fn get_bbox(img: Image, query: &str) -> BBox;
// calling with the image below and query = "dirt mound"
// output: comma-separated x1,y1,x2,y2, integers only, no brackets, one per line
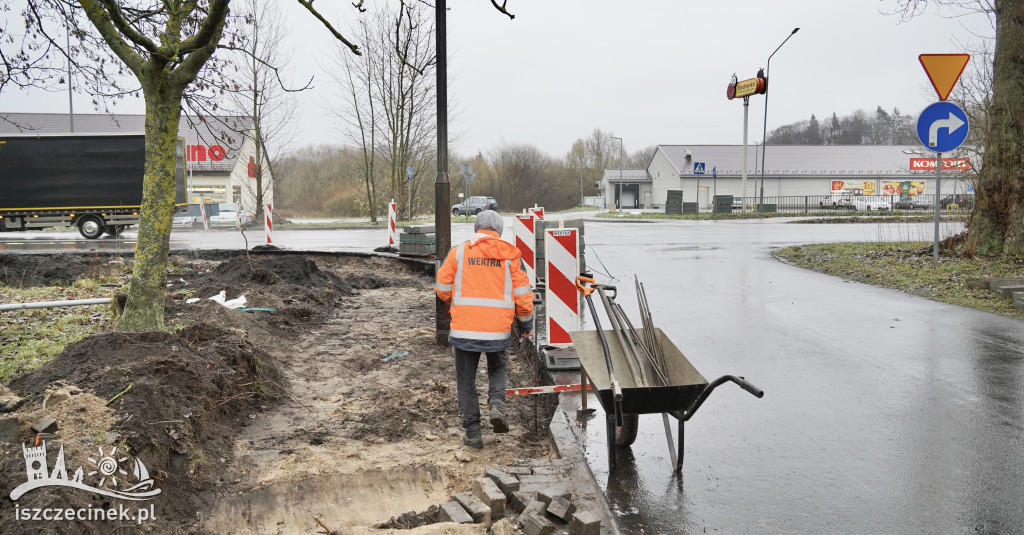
2,315,282,534
208,256,353,294
0,253,126,287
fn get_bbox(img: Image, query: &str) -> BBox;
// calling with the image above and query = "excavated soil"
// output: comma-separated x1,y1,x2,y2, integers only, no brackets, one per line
0,252,557,534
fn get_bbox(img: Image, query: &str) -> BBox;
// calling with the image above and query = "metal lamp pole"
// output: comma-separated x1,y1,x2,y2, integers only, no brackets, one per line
611,136,623,209
434,0,451,346
759,27,799,209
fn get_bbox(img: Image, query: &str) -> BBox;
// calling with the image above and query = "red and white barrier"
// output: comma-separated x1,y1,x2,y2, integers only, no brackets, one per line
386,200,398,246
530,205,545,220
199,203,209,232
513,213,537,286
506,382,592,397
264,203,273,244
544,226,580,347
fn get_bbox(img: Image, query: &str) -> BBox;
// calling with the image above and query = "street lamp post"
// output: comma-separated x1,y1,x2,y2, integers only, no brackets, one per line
611,136,623,209
759,27,799,209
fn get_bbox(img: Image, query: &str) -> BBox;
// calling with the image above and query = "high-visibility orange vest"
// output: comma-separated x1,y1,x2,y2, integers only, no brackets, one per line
435,230,534,342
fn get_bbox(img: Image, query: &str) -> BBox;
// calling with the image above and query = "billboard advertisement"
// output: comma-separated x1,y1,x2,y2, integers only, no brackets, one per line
831,180,877,195
881,180,926,200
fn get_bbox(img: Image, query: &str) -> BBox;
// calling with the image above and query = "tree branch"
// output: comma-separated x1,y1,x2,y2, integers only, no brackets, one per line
490,0,515,19
97,0,161,55
297,0,362,55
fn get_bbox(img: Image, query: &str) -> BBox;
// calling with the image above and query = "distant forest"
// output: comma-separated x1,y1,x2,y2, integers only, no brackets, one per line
767,107,918,145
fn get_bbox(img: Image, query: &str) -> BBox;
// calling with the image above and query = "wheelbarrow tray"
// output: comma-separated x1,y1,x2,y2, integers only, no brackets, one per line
570,327,708,415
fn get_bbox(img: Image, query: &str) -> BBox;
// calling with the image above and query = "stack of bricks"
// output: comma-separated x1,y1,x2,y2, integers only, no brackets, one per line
437,465,602,535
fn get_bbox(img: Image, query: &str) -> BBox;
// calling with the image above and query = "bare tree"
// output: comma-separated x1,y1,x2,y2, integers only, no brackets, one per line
329,3,437,222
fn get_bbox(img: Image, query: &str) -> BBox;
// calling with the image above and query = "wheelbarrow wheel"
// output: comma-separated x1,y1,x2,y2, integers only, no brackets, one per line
614,413,639,447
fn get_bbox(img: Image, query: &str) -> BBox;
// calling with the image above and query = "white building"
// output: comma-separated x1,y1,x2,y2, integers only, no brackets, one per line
602,144,973,209
0,112,272,216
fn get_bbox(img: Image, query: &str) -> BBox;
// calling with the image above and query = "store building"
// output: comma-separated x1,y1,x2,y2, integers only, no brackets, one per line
0,112,272,216
602,144,974,210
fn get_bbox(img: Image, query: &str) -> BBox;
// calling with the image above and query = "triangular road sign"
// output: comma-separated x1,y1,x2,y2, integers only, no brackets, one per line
919,54,970,101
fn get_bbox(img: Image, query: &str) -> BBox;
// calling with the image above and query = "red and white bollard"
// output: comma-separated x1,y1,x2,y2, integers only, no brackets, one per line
513,212,537,286
199,203,209,232
264,203,273,245
544,224,580,347
387,200,398,247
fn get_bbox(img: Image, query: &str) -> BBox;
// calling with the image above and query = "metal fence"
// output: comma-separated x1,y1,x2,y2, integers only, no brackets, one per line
722,194,975,215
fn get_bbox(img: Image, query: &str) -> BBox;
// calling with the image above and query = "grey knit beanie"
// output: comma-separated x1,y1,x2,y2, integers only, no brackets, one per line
474,210,503,235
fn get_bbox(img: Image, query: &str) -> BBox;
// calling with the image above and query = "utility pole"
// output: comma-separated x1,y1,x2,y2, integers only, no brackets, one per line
434,0,451,346
611,136,623,209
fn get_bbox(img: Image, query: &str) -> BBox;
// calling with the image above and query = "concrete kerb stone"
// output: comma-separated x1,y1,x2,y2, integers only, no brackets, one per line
1014,291,1024,311
454,492,492,525
571,510,602,535
521,513,556,535
547,495,577,522
0,416,19,443
473,477,506,520
986,277,1024,292
439,501,474,524
996,285,1024,298
511,490,538,513
485,466,521,498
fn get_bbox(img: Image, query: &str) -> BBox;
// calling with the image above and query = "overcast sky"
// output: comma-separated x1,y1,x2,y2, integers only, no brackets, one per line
1,1,994,160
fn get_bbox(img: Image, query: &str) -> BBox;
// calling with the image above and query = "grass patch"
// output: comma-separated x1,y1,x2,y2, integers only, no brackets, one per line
775,242,1024,320
0,283,115,383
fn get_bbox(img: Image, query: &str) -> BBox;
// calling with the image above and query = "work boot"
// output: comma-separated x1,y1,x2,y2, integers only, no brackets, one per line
489,404,509,434
463,430,483,449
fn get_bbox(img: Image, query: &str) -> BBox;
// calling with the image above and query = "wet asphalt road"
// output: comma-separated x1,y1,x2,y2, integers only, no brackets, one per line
4,217,1023,534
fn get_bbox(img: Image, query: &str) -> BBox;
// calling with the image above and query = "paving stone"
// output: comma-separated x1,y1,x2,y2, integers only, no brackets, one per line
537,488,573,508
0,416,19,443
511,490,538,513
31,415,57,434
521,513,555,535
438,501,473,524
546,496,576,522
570,510,601,535
504,466,534,476
518,474,564,487
521,498,547,519
473,477,506,519
454,492,491,525
485,467,521,498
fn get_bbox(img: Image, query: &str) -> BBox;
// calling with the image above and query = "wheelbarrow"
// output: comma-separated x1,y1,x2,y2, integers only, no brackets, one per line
570,278,764,473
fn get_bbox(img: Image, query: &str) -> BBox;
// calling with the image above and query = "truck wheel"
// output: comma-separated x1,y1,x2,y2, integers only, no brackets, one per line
103,225,124,237
615,413,640,447
78,216,105,239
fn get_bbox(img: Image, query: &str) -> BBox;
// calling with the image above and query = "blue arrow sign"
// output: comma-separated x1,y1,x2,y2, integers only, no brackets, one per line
693,162,705,175
712,166,717,178
917,101,968,153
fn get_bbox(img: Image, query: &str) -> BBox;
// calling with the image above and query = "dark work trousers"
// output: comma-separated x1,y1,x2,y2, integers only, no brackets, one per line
454,347,507,434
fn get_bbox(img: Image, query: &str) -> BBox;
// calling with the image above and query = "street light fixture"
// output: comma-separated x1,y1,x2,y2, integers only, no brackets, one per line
611,136,623,210
759,27,799,209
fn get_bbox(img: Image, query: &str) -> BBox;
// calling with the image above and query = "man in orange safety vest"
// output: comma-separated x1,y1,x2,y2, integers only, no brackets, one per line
435,210,534,449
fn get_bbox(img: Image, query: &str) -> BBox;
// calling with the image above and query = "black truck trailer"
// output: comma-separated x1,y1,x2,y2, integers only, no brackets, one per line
0,133,186,239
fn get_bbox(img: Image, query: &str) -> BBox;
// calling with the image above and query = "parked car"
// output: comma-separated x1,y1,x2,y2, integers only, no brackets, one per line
732,197,744,210
451,196,498,216
172,203,218,228
209,203,245,226
940,194,975,210
852,196,890,211
819,194,854,209
892,197,931,210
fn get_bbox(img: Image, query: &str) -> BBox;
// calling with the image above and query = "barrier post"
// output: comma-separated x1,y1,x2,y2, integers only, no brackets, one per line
530,205,545,220
387,200,398,247
200,203,209,232
264,203,273,244
513,213,537,287
544,226,580,347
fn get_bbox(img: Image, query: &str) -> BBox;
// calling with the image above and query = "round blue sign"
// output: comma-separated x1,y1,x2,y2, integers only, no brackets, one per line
916,101,968,153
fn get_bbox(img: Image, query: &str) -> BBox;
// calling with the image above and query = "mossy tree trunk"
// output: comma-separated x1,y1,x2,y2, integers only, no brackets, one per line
76,0,229,330
968,0,1024,255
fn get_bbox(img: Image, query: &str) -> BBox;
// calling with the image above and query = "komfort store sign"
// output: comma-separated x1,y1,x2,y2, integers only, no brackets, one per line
909,157,971,171
186,144,228,163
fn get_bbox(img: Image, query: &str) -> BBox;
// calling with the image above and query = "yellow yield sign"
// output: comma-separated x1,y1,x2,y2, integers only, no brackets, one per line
919,54,970,101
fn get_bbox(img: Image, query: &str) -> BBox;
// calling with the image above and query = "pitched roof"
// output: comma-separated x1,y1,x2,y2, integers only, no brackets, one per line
602,169,650,182
657,144,951,177
0,112,252,173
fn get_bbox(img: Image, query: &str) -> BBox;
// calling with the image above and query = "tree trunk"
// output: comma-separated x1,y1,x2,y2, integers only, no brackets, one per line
117,86,184,331
968,0,1024,255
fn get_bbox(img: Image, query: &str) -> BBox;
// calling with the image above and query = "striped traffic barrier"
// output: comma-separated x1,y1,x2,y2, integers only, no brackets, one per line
386,200,398,247
544,224,580,347
506,383,592,397
513,212,537,286
530,205,545,220
264,203,273,244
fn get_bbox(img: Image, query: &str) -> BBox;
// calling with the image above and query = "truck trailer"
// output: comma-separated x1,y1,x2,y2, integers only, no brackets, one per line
0,133,186,239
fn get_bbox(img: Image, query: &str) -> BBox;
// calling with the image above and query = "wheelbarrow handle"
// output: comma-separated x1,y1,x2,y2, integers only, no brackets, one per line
733,376,765,398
